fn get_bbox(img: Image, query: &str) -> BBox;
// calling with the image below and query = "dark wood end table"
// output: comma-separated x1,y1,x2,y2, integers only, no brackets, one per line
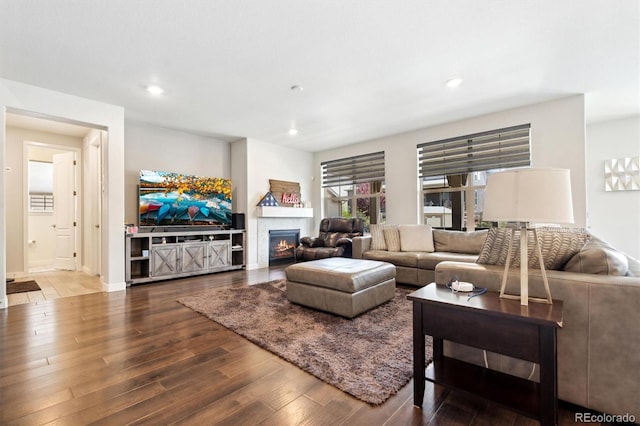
408,283,563,426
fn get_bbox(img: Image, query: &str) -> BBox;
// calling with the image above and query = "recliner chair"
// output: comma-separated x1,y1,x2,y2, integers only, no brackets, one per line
295,217,365,261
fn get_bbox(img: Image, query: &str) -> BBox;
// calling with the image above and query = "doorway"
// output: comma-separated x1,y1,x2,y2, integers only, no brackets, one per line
25,144,81,272
5,111,103,281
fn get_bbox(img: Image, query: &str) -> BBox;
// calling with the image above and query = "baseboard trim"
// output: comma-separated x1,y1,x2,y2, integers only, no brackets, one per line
102,280,126,292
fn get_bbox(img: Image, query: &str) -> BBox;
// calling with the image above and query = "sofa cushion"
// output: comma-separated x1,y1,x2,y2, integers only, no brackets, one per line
363,250,420,268
477,227,590,270
433,229,488,254
383,227,401,252
564,237,629,276
417,252,480,270
370,224,397,250
399,224,434,252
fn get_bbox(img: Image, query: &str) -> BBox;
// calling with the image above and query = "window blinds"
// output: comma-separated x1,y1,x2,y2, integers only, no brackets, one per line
418,124,531,178
321,151,385,188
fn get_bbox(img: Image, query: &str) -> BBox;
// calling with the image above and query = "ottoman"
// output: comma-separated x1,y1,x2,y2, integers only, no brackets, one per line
285,257,396,318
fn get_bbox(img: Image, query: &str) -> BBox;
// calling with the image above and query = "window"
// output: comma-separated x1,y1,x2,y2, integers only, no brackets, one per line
322,151,385,230
28,160,54,212
418,124,531,230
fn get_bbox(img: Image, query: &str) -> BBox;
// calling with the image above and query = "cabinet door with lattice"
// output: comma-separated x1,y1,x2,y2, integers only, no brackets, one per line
181,242,208,273
208,241,230,269
150,245,179,277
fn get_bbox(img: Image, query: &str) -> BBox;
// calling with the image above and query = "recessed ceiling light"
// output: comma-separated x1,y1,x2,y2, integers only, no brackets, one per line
288,128,299,136
146,85,164,95
445,78,463,88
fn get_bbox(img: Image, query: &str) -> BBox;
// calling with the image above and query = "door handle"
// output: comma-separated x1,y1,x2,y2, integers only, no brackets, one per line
51,224,56,228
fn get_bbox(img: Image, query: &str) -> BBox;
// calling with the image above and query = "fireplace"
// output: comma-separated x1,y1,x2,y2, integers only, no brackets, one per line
269,229,300,266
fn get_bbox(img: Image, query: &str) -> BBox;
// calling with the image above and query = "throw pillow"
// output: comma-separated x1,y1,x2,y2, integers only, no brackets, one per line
564,237,630,276
398,224,435,252
433,229,488,254
370,224,397,251
477,227,590,270
383,227,401,252
476,228,513,266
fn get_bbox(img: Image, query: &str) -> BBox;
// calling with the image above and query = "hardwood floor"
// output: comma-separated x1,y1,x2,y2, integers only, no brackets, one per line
0,268,616,425
6,270,103,307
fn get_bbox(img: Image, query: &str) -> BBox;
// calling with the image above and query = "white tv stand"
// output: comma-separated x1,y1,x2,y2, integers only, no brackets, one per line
125,228,245,285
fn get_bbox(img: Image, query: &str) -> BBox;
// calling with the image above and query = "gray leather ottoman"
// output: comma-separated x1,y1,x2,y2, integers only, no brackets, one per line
285,257,396,318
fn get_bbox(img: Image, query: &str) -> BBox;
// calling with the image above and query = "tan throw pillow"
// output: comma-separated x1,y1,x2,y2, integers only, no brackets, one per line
383,227,401,252
564,237,630,276
433,229,488,254
399,224,434,252
370,224,397,250
477,227,590,270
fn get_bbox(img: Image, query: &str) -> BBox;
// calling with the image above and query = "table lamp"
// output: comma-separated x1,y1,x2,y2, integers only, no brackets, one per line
483,168,574,305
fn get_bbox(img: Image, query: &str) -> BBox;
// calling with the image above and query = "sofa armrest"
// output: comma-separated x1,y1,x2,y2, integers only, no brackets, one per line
300,236,324,248
352,235,372,259
335,237,353,247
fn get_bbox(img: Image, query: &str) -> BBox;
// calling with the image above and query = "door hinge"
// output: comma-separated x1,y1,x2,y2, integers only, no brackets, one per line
73,160,77,165
74,221,77,226
73,190,77,196
73,252,77,258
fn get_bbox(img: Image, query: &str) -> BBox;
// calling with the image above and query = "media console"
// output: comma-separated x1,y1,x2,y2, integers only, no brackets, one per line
125,229,245,285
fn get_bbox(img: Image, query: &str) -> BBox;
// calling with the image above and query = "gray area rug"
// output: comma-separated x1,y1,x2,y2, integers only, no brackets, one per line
178,280,432,405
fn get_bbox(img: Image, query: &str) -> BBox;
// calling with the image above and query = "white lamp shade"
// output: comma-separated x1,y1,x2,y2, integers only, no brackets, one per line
483,168,574,224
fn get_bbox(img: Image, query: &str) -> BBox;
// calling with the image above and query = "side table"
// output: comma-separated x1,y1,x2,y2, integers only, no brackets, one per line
408,283,563,426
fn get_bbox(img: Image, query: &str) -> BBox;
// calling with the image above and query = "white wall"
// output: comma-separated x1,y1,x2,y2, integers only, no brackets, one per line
313,95,587,229
124,121,231,225
1,78,126,306
233,138,314,269
586,116,640,258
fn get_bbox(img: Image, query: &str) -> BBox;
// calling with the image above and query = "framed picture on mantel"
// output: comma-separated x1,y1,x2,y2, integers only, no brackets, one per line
269,179,301,207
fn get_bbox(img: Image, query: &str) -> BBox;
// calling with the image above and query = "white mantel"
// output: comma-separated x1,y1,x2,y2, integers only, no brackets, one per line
258,206,313,218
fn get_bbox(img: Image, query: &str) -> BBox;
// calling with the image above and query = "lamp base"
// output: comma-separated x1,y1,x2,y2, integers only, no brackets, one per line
499,227,553,305
499,293,553,304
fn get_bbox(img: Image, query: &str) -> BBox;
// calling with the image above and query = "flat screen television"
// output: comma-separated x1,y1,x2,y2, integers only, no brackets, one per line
138,170,232,228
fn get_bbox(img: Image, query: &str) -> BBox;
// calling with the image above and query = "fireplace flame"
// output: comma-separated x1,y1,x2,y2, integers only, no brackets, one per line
276,239,295,251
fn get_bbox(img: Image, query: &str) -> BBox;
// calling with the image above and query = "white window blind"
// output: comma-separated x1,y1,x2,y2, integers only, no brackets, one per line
322,151,385,187
418,124,531,178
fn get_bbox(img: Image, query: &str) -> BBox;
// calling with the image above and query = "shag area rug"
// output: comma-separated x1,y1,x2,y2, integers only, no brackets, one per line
178,280,432,405
7,279,41,294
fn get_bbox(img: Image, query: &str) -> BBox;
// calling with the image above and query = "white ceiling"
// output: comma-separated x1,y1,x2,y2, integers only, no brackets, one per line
1,1,638,151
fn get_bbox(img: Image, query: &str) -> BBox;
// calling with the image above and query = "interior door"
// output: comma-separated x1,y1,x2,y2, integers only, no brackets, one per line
53,151,77,270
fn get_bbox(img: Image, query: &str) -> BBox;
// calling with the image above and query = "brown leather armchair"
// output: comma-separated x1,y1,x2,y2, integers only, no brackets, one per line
295,217,365,261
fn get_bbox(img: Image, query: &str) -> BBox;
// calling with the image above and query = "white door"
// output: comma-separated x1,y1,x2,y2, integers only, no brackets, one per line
53,151,77,270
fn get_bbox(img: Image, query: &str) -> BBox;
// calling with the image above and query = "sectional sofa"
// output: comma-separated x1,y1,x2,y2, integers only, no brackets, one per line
352,224,640,419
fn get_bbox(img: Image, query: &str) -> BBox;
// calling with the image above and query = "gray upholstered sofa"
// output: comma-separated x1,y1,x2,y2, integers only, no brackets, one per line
355,224,640,418
352,225,488,285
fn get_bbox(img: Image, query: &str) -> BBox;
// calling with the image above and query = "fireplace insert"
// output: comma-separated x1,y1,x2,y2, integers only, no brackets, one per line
269,229,300,266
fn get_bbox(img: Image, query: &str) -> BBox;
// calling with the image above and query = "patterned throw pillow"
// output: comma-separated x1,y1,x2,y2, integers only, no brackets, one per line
477,227,590,270
370,224,398,250
383,227,401,252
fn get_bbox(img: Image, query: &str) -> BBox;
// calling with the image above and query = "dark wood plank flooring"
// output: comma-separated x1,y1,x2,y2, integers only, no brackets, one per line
0,267,617,425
